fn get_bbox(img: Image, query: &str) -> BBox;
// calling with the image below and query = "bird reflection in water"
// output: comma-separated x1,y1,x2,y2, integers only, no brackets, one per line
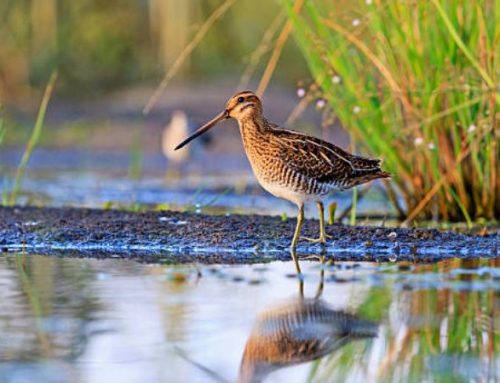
239,261,378,383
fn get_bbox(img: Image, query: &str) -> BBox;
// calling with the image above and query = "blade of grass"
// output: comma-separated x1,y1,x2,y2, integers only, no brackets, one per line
321,18,413,114
256,0,304,96
8,71,57,206
430,0,497,99
143,0,237,114
238,11,286,89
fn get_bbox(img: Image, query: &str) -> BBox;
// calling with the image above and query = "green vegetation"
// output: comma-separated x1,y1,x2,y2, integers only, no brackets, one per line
6,73,57,206
284,0,498,223
0,0,304,99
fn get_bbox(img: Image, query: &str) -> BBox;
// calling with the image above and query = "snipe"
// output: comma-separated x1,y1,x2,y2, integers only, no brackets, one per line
175,91,390,253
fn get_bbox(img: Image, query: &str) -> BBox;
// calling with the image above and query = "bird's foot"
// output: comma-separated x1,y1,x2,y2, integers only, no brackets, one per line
300,233,333,244
300,236,324,244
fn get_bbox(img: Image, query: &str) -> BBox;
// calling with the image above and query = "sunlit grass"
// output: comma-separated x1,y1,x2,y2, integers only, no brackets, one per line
143,0,238,114
6,72,57,206
284,0,498,224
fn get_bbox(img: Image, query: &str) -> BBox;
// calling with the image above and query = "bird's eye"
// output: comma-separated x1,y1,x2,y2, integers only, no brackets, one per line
237,96,245,103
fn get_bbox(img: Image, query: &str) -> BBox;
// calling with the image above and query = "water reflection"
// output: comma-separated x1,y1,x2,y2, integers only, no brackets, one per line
0,254,100,362
0,255,497,382
239,267,378,383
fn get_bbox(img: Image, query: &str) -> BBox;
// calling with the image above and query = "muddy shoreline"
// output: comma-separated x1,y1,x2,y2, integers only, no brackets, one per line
0,206,498,263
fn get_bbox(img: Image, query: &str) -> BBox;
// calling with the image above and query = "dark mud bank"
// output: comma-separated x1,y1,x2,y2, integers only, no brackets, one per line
0,206,498,263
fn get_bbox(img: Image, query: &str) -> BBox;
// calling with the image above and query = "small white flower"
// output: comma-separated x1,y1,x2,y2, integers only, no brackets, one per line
331,75,341,84
352,19,361,27
467,124,476,133
428,142,435,150
414,137,424,146
353,106,361,114
316,99,326,109
297,88,306,98
365,0,373,4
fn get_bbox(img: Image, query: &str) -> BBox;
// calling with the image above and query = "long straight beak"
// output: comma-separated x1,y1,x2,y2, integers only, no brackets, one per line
174,110,228,150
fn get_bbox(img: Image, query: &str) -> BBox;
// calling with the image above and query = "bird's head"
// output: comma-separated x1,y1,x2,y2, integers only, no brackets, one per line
174,91,262,151
225,91,263,120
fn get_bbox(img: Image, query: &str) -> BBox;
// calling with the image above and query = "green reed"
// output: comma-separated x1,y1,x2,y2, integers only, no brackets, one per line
7,72,57,206
284,0,498,223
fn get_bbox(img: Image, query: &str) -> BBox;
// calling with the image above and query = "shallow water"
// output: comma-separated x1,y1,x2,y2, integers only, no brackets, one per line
0,254,498,383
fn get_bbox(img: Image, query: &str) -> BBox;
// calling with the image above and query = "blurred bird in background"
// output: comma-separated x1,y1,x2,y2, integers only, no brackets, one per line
162,110,212,177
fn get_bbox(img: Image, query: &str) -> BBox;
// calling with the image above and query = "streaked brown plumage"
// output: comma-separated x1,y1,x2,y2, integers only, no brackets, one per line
175,91,390,259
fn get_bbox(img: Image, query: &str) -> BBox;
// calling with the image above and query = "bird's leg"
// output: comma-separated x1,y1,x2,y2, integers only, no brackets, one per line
301,201,333,243
290,204,305,250
318,201,334,241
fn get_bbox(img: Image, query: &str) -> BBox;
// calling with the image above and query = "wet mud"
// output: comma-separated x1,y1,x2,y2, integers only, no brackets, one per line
0,206,498,263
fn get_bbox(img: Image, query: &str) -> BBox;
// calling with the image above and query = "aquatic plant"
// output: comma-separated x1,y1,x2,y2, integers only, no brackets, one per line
284,0,498,223
7,72,57,205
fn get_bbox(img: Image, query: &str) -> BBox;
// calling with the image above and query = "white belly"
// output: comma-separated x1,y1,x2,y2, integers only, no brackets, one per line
257,178,322,207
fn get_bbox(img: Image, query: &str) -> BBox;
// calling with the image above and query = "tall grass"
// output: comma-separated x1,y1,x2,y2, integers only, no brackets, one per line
284,0,498,223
